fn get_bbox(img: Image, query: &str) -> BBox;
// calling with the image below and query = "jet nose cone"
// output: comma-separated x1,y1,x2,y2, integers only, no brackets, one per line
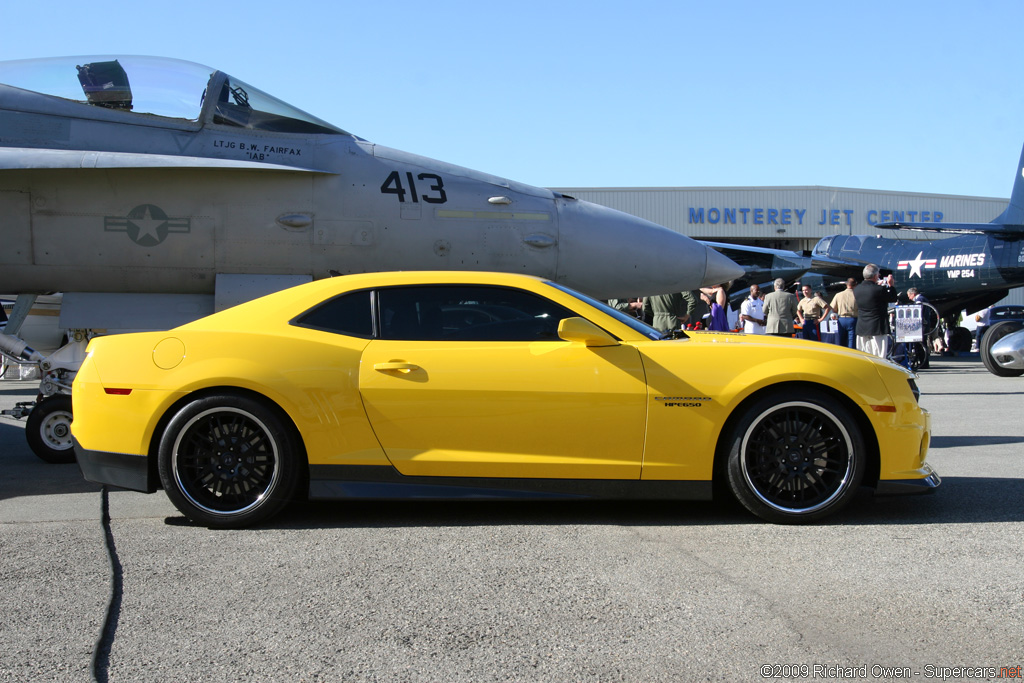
555,197,744,298
705,246,745,286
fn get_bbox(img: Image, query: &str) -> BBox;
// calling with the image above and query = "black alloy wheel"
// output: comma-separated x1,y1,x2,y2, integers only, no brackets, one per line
725,390,865,523
158,393,301,528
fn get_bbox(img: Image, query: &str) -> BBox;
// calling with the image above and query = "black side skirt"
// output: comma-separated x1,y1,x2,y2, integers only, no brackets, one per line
308,465,712,501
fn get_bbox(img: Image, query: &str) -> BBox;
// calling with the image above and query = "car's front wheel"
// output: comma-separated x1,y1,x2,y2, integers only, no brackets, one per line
725,390,865,523
158,393,301,528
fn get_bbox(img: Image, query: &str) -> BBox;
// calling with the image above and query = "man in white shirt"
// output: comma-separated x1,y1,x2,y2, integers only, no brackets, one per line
739,284,766,334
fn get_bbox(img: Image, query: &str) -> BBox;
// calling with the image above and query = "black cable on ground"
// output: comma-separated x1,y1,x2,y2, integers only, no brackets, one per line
90,485,123,683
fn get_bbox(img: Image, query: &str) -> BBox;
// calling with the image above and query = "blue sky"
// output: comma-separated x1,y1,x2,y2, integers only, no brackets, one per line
4,1,1021,198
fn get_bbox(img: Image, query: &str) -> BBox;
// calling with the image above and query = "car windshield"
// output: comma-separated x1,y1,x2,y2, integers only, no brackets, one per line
545,282,666,340
0,55,345,134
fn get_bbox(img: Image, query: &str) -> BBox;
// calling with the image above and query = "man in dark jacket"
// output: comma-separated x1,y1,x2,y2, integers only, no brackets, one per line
853,263,897,358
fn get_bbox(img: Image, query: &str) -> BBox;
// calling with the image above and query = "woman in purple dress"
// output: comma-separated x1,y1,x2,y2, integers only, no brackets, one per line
701,284,731,332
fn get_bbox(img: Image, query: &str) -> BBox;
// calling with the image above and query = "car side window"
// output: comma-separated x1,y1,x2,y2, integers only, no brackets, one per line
993,307,1024,320
377,285,575,342
292,289,373,337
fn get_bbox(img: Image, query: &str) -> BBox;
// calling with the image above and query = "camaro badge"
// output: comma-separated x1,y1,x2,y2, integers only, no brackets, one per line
105,204,191,246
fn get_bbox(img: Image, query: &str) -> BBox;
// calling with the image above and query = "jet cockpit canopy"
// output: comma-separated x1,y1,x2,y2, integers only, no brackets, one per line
0,55,346,135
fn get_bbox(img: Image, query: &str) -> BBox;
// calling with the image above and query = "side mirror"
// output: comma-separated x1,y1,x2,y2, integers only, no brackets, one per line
557,317,619,347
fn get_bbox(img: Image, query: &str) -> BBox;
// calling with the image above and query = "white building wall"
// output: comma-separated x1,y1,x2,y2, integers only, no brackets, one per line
550,185,1021,310
552,185,1008,245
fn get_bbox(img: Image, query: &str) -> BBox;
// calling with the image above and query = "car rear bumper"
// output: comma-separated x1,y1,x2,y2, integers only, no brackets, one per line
74,437,156,493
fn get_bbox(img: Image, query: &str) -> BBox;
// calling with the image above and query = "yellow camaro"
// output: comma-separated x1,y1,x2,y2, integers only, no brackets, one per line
72,271,938,527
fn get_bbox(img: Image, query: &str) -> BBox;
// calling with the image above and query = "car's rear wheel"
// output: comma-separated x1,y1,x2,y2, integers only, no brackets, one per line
158,394,301,528
725,390,865,523
980,320,1024,377
26,395,76,464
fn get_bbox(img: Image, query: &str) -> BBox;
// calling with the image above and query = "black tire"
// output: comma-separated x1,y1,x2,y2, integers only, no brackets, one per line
26,395,76,464
980,320,1024,377
158,393,302,528
725,390,866,523
947,326,972,353
909,342,929,371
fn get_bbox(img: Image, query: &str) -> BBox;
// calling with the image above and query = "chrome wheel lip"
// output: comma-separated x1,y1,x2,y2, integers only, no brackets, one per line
171,406,280,517
739,400,855,515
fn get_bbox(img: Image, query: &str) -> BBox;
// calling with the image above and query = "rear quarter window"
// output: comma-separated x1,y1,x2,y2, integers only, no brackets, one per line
292,290,372,337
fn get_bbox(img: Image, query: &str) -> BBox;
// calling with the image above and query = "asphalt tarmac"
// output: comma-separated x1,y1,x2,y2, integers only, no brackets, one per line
1,355,1022,682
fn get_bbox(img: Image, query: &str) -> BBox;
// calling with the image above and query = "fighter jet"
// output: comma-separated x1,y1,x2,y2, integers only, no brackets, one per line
810,138,1024,334
0,55,741,462
0,56,739,306
701,241,812,304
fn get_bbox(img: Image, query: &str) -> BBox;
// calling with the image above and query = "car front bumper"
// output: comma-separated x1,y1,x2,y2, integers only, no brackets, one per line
875,468,941,495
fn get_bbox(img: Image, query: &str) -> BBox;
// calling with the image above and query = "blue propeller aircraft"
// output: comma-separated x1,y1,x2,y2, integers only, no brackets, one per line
810,141,1024,334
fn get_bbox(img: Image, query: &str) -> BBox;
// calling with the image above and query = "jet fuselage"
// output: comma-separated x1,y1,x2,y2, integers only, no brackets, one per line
811,233,1024,317
0,57,740,307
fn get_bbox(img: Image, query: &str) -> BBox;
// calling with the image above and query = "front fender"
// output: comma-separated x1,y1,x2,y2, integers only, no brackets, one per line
636,337,894,480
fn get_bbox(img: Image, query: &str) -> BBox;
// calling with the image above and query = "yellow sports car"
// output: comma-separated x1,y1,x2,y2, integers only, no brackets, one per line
72,271,938,527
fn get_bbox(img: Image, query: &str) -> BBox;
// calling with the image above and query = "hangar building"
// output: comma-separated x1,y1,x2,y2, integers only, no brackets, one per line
551,185,1021,308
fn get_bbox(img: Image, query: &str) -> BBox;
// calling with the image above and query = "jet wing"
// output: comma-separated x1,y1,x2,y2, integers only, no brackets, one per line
700,240,807,260
701,240,811,280
0,147,333,174
877,220,1024,236
809,252,868,277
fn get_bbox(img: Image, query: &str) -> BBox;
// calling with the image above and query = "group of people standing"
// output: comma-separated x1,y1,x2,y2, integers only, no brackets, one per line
739,280,836,340
609,262,901,359
735,264,899,357
611,284,733,334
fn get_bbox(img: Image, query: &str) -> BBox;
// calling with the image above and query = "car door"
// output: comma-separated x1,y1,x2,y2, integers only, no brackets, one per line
358,284,648,479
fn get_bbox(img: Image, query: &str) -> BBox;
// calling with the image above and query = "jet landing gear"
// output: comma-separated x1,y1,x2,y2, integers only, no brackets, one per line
1,331,90,464
24,395,75,463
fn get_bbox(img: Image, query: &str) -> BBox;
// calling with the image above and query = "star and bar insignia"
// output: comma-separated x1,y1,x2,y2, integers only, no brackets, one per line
104,204,190,246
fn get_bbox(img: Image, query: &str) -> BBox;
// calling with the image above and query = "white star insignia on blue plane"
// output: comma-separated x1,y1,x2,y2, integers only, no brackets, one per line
907,252,928,278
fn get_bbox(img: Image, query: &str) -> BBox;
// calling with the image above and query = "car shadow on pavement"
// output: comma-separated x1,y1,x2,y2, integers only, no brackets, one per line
164,497,759,531
842,476,1024,525
158,476,1023,530
0,421,100,502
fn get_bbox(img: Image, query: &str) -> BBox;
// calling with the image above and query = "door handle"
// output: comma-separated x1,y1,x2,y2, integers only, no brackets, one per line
374,362,420,374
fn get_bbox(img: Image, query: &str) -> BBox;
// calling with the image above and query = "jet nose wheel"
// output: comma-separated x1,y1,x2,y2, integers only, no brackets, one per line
26,395,76,464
